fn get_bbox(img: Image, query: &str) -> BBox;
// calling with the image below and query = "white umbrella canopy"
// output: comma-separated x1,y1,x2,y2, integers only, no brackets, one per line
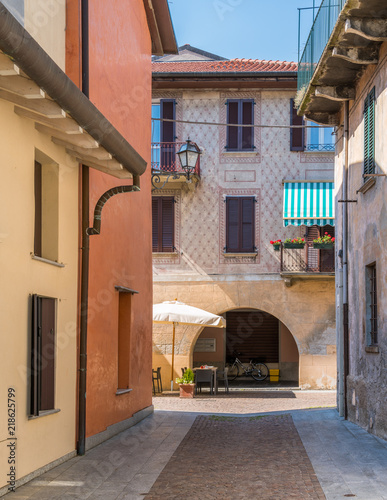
152,301,226,390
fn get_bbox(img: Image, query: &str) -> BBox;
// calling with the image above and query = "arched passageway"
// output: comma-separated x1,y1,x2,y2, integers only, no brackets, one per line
193,308,299,384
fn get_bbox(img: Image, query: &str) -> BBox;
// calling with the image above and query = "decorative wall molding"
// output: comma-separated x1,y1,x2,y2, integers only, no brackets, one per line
300,152,334,163
219,188,261,265
219,91,261,164
152,190,181,265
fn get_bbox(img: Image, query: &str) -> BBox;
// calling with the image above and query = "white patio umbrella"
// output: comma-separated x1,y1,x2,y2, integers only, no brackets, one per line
153,300,226,390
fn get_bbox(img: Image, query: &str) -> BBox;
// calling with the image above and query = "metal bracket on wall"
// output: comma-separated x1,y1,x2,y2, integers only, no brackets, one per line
338,200,357,203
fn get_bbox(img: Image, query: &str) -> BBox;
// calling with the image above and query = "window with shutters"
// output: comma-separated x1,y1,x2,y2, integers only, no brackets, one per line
290,99,334,152
34,153,59,262
226,99,254,151
364,87,375,180
306,225,335,272
152,197,175,252
30,295,56,416
225,197,255,253
366,263,378,346
151,100,176,171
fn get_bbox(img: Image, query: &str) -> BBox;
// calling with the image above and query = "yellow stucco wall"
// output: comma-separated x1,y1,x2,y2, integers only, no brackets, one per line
153,278,337,390
24,0,66,70
0,98,78,489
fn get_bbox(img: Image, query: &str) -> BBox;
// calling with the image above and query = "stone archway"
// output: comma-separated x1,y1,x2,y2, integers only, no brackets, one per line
153,278,336,390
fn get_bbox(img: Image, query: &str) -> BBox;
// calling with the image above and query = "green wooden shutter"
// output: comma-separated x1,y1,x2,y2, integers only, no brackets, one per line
364,87,375,179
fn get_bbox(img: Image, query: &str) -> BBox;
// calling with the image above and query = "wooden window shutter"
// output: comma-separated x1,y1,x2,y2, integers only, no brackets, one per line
226,100,239,150
290,98,304,151
34,161,42,257
241,197,254,252
241,100,254,149
152,197,174,252
161,197,174,252
364,87,375,178
152,198,160,252
40,298,55,411
30,294,39,416
226,197,255,253
160,99,176,143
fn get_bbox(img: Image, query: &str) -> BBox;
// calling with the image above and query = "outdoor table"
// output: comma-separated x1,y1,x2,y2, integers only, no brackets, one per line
193,366,218,394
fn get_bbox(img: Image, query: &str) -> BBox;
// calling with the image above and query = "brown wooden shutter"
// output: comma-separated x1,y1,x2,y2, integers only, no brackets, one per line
30,294,39,416
226,197,255,253
34,161,42,256
161,197,174,252
226,311,279,363
241,197,255,252
226,100,239,150
160,99,175,143
226,198,240,252
152,197,174,252
306,226,320,271
242,100,254,149
290,98,304,151
40,297,55,411
152,198,160,252
320,226,335,272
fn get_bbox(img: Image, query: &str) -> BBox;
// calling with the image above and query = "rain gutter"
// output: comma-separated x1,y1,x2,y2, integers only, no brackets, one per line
0,3,147,177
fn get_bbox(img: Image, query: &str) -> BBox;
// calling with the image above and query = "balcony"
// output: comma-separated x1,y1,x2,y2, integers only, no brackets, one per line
278,242,335,284
151,142,201,189
297,0,386,125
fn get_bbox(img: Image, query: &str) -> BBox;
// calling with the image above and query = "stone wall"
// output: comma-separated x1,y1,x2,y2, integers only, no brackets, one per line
335,42,387,439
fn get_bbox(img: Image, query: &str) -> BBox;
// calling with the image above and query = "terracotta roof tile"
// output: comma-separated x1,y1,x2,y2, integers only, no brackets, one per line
152,58,297,74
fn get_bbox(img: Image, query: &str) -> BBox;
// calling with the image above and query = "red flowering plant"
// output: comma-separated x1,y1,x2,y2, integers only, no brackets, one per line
313,232,335,245
284,237,305,244
270,239,281,250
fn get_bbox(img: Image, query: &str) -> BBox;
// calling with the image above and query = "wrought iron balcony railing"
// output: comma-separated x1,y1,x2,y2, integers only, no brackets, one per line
297,0,345,100
280,241,335,274
151,142,201,177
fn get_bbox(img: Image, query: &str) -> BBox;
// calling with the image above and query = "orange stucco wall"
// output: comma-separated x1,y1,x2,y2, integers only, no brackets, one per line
66,0,153,439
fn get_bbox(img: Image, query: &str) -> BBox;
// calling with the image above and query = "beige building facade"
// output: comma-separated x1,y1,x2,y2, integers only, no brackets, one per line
152,47,337,390
296,0,387,438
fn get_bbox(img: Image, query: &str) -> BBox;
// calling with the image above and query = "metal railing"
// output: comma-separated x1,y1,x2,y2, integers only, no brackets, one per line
305,143,335,152
151,142,201,177
297,0,345,99
280,242,335,273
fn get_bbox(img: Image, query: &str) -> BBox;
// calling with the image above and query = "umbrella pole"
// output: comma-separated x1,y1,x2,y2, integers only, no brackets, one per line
171,322,176,391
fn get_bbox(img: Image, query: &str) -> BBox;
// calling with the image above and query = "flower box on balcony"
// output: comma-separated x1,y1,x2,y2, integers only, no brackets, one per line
313,243,334,249
284,243,305,249
273,245,280,251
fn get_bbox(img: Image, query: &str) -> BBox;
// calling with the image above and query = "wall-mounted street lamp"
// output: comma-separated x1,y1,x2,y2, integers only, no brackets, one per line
151,139,201,190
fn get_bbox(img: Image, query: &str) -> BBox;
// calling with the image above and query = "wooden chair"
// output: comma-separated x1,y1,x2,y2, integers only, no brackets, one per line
152,367,162,395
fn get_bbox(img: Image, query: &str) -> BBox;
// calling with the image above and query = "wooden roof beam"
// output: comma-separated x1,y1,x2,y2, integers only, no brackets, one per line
14,106,84,134
0,74,45,98
35,123,99,149
51,137,113,160
0,89,66,117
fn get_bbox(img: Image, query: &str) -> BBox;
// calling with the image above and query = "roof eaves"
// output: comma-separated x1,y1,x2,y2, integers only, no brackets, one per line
147,0,178,55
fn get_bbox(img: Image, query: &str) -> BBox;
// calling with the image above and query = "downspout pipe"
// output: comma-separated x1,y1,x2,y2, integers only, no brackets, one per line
0,4,146,177
338,101,349,418
87,176,141,236
342,100,350,419
78,0,89,457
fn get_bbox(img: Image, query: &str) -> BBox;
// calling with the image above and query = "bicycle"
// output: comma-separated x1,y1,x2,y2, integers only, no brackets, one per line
226,353,269,381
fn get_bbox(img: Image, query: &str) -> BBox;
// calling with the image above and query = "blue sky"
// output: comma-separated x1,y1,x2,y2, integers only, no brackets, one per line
168,0,317,63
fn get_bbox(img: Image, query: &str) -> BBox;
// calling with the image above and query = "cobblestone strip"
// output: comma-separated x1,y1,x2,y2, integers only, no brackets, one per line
145,414,325,500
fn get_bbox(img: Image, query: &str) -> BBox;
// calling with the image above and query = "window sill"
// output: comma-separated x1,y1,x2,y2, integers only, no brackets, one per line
365,345,379,354
357,177,376,194
28,408,61,420
223,252,257,258
223,152,257,157
31,254,65,267
116,388,132,396
152,252,179,257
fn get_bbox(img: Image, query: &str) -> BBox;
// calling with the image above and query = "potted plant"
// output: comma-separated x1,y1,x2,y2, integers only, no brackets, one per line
284,237,305,249
175,368,195,398
313,232,335,249
270,239,281,251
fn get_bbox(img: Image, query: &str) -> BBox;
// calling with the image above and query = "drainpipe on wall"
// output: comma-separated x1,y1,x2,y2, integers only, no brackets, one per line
338,100,349,419
78,0,89,457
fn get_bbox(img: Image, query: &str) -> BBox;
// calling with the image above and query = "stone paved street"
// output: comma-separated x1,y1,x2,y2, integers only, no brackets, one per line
4,391,387,500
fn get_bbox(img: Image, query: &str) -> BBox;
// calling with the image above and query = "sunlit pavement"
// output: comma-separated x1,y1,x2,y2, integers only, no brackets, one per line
4,392,387,499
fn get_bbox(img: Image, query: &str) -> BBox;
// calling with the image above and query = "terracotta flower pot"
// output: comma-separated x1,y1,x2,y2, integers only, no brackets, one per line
179,383,195,398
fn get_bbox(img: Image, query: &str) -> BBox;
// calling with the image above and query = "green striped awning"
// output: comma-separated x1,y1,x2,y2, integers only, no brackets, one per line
283,181,335,227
